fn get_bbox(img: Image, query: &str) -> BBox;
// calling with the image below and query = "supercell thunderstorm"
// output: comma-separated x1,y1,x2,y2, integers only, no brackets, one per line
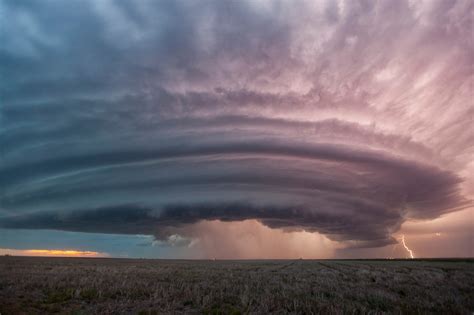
0,0,472,249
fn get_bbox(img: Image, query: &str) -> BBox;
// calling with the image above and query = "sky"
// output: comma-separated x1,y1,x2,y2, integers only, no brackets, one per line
0,0,472,259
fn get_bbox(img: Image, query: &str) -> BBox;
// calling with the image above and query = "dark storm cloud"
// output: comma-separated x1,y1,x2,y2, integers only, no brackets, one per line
0,0,472,249
0,139,447,185
0,138,468,246
0,201,402,247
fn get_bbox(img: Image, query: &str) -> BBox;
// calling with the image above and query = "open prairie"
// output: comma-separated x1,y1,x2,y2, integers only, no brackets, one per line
0,257,473,314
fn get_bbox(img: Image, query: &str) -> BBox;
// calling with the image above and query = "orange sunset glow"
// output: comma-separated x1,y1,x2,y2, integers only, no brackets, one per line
0,248,108,257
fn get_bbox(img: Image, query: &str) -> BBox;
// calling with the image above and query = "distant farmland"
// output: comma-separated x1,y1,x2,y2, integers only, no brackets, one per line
0,257,473,314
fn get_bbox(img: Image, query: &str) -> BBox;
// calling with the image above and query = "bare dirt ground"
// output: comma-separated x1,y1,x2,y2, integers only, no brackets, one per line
0,257,473,314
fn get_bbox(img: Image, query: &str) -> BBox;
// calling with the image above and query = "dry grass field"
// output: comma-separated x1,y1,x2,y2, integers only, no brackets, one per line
0,257,473,314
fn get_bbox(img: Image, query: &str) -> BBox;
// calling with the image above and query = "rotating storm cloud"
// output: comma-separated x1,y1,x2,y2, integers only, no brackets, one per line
0,0,472,258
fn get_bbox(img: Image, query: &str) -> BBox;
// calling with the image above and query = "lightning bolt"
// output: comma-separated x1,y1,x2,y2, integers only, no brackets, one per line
401,235,415,259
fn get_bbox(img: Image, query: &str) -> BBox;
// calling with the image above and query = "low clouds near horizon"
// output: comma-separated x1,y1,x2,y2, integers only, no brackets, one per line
0,0,472,258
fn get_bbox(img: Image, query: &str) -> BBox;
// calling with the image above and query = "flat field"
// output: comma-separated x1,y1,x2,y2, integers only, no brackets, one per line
0,257,472,314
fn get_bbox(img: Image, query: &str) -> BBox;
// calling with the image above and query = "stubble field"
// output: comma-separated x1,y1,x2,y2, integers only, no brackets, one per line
0,257,472,314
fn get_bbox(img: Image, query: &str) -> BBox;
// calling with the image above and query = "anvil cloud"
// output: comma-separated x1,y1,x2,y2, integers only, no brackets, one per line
0,0,472,256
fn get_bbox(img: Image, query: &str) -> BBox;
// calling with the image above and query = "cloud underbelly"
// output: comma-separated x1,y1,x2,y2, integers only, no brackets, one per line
0,136,468,248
